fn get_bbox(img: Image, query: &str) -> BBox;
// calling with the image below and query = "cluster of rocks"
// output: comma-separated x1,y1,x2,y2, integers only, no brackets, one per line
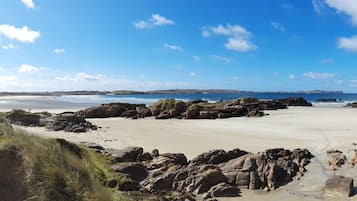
327,147,357,170
83,144,313,200
4,110,97,133
346,102,357,108
77,97,312,120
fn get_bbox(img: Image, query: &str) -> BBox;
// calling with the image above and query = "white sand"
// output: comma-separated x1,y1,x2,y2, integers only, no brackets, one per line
17,107,357,201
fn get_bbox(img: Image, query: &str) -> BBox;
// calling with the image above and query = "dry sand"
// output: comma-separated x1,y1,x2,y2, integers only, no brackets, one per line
16,107,357,201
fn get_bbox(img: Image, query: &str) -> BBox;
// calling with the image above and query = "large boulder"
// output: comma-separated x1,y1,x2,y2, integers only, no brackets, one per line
5,110,41,126
76,103,146,118
150,99,187,118
107,146,144,163
325,176,353,197
278,97,312,107
327,149,346,170
45,112,96,132
112,163,148,181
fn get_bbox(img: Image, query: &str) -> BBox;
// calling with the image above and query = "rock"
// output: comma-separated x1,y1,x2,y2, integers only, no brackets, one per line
235,171,250,188
239,97,259,105
151,149,160,157
150,99,187,118
136,107,152,118
80,142,105,151
144,171,176,192
316,99,339,102
5,109,41,126
118,180,141,191
76,102,146,118
121,110,138,119
107,146,144,163
186,104,204,119
45,112,96,133
208,183,240,197
193,169,227,194
327,149,346,170
346,102,357,108
191,148,248,165
325,176,353,197
107,179,118,188
278,97,312,107
160,153,188,165
199,110,218,119
112,163,148,181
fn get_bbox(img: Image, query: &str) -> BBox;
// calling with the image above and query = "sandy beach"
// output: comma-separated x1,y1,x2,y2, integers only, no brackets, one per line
11,106,357,201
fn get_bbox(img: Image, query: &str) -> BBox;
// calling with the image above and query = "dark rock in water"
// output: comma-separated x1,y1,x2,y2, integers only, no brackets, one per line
278,97,312,106
325,176,353,197
316,98,339,102
5,110,41,127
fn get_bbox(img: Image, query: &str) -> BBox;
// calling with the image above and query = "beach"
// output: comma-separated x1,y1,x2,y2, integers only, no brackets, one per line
10,105,357,201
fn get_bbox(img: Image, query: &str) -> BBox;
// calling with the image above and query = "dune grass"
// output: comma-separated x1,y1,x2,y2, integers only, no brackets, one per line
0,116,132,201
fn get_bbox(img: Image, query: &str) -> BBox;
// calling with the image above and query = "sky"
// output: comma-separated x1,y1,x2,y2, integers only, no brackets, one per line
1,0,357,92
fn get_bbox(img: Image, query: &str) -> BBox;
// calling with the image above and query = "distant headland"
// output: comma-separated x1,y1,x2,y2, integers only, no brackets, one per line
0,89,344,96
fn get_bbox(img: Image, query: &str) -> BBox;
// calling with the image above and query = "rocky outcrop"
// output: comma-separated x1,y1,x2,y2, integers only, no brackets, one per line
327,149,347,170
76,103,150,119
278,97,313,106
75,97,311,120
346,102,357,108
4,110,97,133
325,176,353,197
82,144,313,200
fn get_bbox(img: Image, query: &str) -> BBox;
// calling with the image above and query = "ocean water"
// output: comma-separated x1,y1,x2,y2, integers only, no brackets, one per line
57,93,357,106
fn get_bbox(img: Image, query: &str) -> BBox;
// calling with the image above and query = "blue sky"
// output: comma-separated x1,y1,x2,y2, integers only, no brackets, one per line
1,0,357,92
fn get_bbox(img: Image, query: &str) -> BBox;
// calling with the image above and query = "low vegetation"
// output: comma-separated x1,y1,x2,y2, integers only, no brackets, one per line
0,116,131,201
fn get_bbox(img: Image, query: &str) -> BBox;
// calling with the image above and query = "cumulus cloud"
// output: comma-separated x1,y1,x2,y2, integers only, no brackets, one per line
304,72,336,79
56,72,103,82
325,0,357,25
21,0,35,9
271,22,286,32
338,35,357,52
210,55,231,63
133,14,174,29
1,44,16,50
163,43,183,52
18,64,40,73
0,24,40,43
53,48,65,54
202,24,256,52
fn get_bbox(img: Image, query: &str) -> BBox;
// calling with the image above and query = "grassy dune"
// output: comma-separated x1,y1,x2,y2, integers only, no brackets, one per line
0,117,131,201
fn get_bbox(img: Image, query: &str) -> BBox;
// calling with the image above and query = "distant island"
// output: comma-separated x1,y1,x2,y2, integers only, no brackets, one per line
0,89,344,96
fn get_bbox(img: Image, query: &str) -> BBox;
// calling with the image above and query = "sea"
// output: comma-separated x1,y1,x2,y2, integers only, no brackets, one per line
1,92,357,111
56,92,357,107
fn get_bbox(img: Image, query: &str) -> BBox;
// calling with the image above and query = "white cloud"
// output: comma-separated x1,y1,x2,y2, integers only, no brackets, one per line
18,64,40,73
350,80,357,87
326,0,357,25
225,38,256,52
21,0,35,9
312,0,326,15
133,14,174,29
1,44,16,50
202,24,256,52
288,74,296,80
189,72,197,77
193,56,200,61
56,72,103,82
163,43,183,52
211,55,231,63
0,24,40,43
338,35,357,52
271,22,286,32
53,48,65,54
303,72,336,79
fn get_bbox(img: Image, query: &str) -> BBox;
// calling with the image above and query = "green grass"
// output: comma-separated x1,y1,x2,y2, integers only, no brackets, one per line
0,116,132,201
